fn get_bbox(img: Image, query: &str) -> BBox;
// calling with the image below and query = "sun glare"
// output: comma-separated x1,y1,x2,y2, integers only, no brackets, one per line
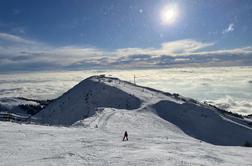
160,4,179,25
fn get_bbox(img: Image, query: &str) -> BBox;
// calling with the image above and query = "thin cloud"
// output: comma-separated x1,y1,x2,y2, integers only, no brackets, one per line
160,39,215,54
222,23,235,34
0,32,36,44
115,39,215,57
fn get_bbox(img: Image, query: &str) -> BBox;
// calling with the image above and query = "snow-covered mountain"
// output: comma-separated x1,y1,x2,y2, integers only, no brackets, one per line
1,75,252,165
33,75,252,146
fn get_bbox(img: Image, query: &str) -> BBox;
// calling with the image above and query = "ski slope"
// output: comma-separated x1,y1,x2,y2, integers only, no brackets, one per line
1,109,252,165
1,75,252,165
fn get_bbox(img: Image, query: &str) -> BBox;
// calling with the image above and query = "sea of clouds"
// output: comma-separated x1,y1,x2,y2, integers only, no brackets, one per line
0,67,251,115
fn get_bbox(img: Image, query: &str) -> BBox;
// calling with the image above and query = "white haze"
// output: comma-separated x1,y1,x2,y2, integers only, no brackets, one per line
0,67,251,115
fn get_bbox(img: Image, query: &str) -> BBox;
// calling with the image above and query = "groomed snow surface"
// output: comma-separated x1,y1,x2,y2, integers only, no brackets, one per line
1,110,252,166
1,76,252,165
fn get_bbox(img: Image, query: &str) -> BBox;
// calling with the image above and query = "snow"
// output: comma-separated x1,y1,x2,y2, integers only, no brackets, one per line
1,111,252,165
154,100,252,146
1,75,252,165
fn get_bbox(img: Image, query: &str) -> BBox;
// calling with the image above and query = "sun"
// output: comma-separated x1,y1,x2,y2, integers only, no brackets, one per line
160,4,179,25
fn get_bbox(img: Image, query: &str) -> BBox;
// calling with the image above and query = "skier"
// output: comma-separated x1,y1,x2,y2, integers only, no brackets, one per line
122,131,128,141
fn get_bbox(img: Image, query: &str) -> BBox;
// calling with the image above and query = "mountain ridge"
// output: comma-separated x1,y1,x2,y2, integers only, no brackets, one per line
31,75,252,146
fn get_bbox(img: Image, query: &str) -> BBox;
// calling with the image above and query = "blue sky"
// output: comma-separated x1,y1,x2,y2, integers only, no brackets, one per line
0,0,252,72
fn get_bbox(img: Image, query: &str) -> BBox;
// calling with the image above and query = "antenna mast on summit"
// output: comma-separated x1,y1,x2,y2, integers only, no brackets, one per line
134,75,136,84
